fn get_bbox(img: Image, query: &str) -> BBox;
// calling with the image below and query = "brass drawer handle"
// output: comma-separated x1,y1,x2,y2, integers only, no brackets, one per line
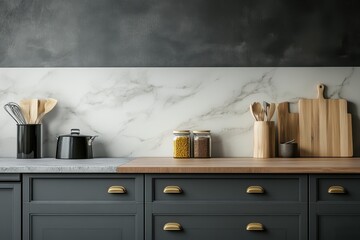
328,186,345,194
246,186,264,194
163,186,182,194
163,222,182,231
246,222,264,231
108,186,127,194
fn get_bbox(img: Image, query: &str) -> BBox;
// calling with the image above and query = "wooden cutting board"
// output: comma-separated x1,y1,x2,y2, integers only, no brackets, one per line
298,84,353,157
277,102,299,146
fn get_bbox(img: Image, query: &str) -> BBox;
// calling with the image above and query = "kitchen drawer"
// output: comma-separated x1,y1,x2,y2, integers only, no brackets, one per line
23,174,143,203
146,174,307,202
151,214,305,240
28,214,139,240
310,175,360,202
0,174,20,181
28,214,140,240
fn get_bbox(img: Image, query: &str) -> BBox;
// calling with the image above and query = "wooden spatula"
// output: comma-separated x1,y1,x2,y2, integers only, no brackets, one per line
35,98,58,123
19,99,31,124
37,99,46,116
267,103,276,121
29,99,39,124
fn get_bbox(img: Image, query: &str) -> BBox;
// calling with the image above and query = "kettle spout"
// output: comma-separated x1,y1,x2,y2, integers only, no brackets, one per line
88,135,98,146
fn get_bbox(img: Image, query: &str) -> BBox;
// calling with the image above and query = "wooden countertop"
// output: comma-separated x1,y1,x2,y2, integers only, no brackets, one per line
116,157,360,173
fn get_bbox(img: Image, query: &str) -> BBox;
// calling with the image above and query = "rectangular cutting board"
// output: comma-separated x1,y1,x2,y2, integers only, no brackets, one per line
277,102,299,146
298,84,353,157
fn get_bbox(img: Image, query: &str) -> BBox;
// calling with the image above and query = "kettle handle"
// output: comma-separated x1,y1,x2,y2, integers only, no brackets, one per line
88,135,98,146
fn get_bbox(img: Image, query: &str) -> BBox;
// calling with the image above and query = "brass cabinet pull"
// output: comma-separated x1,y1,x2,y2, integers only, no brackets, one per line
108,186,127,194
246,186,264,194
328,186,345,194
163,222,182,231
246,222,264,231
163,186,182,194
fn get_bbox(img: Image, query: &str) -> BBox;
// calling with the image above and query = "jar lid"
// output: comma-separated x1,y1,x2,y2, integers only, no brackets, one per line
193,130,211,134
173,130,190,134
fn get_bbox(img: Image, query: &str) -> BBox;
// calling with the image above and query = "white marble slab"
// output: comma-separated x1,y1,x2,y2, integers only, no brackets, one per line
0,67,359,157
0,158,132,173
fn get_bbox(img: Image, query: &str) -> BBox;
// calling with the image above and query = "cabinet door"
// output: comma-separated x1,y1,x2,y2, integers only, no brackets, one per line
0,183,21,240
152,215,301,240
310,203,360,240
146,174,308,240
310,175,360,240
23,174,144,240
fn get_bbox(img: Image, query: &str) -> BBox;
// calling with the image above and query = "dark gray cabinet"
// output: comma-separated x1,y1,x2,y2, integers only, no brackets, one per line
146,174,308,240
17,172,360,240
23,174,144,240
310,175,360,240
0,174,21,240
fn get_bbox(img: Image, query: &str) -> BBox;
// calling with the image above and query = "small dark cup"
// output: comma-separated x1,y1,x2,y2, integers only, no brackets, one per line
279,143,298,158
17,124,42,159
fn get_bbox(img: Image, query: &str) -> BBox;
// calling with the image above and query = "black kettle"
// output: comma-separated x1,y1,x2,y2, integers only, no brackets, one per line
56,129,97,159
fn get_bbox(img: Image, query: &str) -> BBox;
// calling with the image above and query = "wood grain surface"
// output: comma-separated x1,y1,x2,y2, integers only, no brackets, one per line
117,157,360,173
277,102,299,146
298,84,353,157
253,121,275,158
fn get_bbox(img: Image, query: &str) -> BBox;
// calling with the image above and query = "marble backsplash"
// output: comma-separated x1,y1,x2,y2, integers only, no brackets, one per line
0,67,359,158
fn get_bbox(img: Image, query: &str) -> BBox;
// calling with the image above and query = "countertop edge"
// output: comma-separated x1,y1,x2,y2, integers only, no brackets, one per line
0,158,133,173
116,157,360,174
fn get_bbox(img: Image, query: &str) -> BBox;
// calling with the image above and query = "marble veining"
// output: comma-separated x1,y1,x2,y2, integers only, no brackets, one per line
0,67,359,157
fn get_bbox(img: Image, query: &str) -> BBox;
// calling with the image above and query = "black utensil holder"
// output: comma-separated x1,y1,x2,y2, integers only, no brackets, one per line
17,124,42,159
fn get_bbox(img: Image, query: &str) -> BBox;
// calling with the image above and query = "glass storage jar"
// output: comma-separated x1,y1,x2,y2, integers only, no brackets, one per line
193,130,211,158
173,130,191,158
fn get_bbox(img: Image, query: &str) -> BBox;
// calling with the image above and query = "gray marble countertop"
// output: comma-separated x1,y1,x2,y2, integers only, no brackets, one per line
0,158,132,173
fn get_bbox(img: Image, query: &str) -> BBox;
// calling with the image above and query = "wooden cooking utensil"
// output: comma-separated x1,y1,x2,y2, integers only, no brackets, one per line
36,98,58,123
263,101,269,121
298,84,352,157
253,102,263,121
249,103,257,121
267,103,276,121
35,99,46,124
19,99,31,124
29,99,39,124
38,99,46,115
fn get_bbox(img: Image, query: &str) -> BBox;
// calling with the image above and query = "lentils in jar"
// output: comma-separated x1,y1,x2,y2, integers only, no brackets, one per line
193,130,211,158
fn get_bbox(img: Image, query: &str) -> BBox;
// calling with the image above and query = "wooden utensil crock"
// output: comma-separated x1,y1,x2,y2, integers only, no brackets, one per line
253,121,275,158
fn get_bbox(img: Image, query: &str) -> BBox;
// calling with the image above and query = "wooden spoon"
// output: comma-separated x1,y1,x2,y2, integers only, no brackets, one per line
249,103,258,121
36,98,58,123
263,101,269,121
253,102,263,121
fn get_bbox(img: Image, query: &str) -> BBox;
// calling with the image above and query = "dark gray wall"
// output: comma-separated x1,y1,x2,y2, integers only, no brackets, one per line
1,0,360,67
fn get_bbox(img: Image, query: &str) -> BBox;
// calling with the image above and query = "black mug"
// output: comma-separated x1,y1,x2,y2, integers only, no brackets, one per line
17,124,42,159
